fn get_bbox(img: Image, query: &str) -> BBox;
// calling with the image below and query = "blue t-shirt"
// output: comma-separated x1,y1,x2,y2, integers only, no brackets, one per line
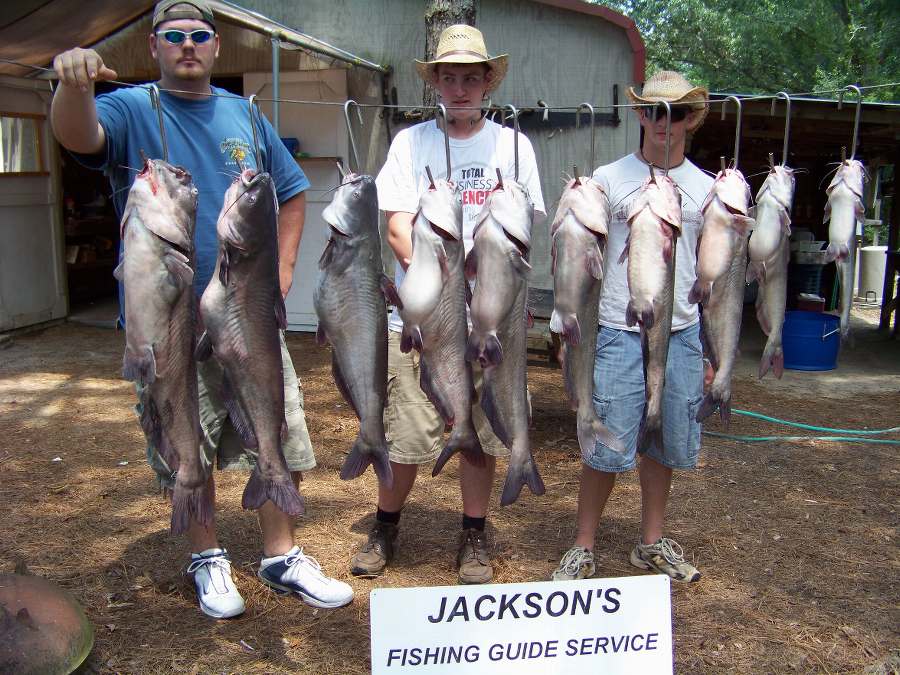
74,84,309,298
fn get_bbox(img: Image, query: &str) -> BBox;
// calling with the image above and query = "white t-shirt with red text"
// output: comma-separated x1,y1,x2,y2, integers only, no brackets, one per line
377,118,545,333
592,152,714,332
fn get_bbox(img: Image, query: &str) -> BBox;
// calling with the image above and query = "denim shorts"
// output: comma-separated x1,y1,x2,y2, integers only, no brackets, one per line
584,322,704,472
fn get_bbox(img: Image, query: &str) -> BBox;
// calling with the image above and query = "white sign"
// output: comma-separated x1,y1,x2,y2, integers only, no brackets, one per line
370,575,672,674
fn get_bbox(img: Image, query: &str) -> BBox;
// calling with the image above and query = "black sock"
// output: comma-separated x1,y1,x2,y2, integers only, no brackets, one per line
462,515,486,531
376,507,401,525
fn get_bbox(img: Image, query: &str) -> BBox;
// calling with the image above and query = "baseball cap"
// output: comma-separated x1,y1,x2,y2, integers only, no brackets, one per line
152,1,216,31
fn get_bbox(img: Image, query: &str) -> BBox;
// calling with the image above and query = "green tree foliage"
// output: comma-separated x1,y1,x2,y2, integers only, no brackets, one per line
603,0,900,99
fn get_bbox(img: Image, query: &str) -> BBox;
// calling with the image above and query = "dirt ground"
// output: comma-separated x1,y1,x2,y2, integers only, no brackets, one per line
1,309,898,674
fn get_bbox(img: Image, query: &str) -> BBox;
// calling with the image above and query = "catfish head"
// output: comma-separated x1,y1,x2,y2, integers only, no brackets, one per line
217,168,278,253
322,173,378,243
125,157,197,251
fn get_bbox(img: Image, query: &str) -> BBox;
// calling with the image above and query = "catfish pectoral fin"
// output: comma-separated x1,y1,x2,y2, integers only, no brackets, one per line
241,471,305,515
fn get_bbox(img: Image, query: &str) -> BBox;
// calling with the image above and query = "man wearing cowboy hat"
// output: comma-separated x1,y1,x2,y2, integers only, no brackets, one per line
351,25,545,584
50,1,353,619
552,70,712,584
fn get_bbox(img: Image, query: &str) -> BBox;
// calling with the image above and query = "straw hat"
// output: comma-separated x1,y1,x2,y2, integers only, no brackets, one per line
627,70,709,131
415,25,508,93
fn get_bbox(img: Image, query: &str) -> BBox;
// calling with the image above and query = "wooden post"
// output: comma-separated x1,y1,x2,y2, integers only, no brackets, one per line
422,0,476,116
878,143,900,333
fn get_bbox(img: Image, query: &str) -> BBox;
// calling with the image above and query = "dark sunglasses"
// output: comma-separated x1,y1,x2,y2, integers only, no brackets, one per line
157,29,215,45
641,106,689,123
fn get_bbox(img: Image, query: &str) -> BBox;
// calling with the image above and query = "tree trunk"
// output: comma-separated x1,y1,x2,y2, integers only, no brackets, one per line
422,0,477,115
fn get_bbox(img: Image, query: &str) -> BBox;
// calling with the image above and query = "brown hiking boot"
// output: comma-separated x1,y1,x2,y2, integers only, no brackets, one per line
456,528,493,584
350,521,398,577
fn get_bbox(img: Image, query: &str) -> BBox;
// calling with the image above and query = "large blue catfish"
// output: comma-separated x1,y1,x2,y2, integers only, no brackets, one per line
198,169,304,516
116,157,210,535
314,173,397,488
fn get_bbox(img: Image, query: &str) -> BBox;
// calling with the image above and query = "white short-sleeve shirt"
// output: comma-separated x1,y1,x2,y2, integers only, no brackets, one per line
377,118,545,332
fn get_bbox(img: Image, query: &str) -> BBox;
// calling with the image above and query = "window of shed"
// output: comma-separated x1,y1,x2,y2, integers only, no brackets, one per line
0,114,44,174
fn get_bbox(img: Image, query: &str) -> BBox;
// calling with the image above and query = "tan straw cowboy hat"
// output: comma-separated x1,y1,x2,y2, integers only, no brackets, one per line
415,25,508,93
627,70,709,131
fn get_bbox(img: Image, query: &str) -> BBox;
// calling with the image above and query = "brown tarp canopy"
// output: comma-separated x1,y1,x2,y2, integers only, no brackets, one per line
0,0,153,76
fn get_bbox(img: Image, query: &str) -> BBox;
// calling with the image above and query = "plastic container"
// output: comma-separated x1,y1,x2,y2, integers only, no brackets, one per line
782,311,841,371
858,245,887,302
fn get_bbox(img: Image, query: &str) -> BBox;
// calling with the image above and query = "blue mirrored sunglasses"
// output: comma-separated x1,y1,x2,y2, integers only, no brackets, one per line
158,29,215,45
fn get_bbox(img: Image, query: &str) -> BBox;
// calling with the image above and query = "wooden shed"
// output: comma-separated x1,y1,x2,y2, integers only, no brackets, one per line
0,0,644,332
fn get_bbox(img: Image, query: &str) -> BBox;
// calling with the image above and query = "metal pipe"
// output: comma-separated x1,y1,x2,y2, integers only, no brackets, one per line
436,103,452,180
720,95,743,169
576,102,596,173
147,84,168,161
770,91,791,166
504,104,519,181
343,100,363,173
207,0,390,74
271,36,280,135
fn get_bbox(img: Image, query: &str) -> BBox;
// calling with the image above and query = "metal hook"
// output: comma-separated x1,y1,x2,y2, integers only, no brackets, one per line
770,92,791,166
576,102,596,174
504,104,519,182
247,94,263,170
436,103,452,180
659,101,672,177
147,84,168,162
343,99,364,174
837,85,862,160
720,95,743,169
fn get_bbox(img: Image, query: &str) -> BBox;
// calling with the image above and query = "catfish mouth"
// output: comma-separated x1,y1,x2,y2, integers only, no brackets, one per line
240,168,266,189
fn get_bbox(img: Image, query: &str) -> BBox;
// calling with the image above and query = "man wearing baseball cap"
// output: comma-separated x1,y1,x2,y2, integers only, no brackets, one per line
552,70,712,584
350,25,545,584
50,2,353,618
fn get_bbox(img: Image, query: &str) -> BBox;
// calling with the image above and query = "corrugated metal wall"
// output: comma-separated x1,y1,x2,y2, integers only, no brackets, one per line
90,0,639,290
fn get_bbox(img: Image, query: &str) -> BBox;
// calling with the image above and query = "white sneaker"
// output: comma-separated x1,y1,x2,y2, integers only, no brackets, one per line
186,548,246,619
258,546,354,609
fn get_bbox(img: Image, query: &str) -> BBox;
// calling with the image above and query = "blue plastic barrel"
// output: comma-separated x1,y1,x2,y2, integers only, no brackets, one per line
782,311,841,371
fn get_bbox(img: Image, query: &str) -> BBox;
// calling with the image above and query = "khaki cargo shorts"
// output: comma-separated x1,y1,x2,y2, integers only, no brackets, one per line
142,332,316,490
384,330,509,465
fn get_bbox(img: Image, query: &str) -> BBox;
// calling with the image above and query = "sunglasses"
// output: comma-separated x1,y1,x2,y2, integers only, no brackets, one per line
641,106,689,123
157,29,215,45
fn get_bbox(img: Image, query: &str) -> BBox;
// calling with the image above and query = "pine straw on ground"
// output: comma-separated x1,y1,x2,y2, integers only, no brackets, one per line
0,324,898,674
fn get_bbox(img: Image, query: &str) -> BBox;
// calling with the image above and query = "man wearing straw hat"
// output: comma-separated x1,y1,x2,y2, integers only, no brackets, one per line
552,70,713,583
352,24,545,584
50,1,353,618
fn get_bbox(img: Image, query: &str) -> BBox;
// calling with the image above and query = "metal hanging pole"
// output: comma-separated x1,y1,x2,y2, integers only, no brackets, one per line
436,103,452,180
147,84,168,162
770,91,792,166
247,94,263,169
343,99,363,174
576,102,596,174
837,84,863,159
504,104,519,182
721,95,743,169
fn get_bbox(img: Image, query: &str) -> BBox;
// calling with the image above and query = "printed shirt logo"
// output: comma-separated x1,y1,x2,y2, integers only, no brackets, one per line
454,165,498,229
220,137,254,168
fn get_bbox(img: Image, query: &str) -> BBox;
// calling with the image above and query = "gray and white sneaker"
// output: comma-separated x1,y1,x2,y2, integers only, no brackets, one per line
551,546,595,581
258,546,354,609
630,537,701,582
186,548,246,619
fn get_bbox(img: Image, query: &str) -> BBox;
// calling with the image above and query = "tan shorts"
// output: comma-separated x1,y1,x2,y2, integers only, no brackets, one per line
383,330,509,465
143,332,316,489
